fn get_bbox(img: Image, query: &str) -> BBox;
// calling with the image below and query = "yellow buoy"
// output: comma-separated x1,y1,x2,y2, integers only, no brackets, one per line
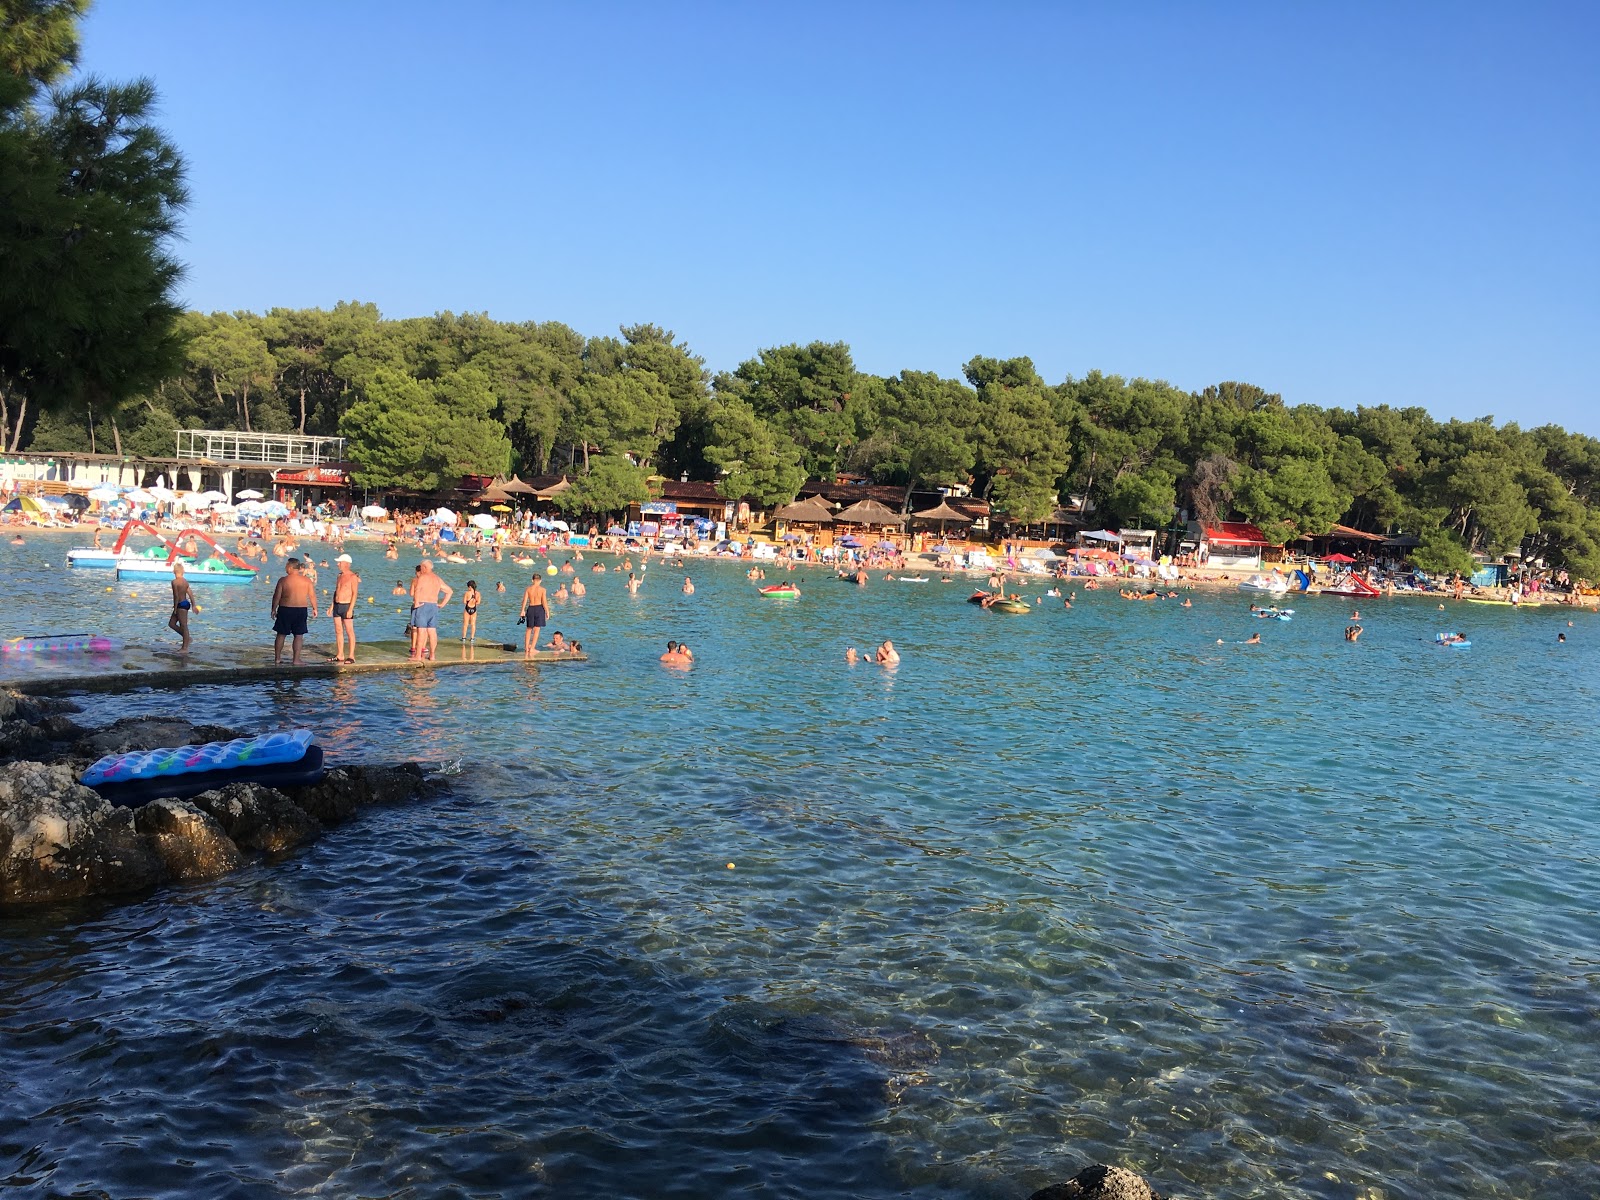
105,586,113,592
546,564,557,575
367,597,374,603
726,863,736,870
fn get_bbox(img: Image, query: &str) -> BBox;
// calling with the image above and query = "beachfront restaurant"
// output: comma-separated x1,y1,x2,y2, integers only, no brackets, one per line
1186,520,1270,569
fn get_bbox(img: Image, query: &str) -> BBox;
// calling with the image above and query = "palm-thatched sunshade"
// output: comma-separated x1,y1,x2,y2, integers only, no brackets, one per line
834,498,906,526
773,496,835,523
534,477,572,499
499,475,539,496
910,499,973,524
474,482,514,505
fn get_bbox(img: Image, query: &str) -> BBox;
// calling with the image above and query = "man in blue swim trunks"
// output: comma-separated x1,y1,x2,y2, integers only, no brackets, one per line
409,559,453,661
270,557,318,665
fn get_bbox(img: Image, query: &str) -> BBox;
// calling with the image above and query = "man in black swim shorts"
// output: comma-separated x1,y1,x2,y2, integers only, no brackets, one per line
270,558,318,665
331,553,361,663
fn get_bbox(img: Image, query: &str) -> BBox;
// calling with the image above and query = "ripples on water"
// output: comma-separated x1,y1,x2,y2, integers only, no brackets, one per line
3,534,1599,1198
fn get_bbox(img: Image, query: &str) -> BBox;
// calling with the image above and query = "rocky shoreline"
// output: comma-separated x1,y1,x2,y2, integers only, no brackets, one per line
0,688,436,908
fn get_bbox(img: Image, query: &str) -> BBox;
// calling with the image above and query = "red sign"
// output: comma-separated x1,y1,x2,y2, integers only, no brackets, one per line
273,467,349,486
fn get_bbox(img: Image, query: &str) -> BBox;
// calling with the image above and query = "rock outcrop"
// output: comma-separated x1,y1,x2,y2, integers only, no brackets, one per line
1030,1164,1167,1200
0,690,437,909
0,761,165,904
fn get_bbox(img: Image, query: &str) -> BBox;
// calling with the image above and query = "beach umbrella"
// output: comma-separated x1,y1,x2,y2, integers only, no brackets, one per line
911,498,972,539
194,490,227,504
360,504,388,518
490,504,512,513
774,496,835,524
126,489,156,504
147,485,176,501
236,488,265,500
469,513,497,529
834,498,905,527
550,519,569,531
500,475,539,495
839,535,863,548
1326,552,1357,564
875,539,897,550
59,493,90,510
432,507,458,525
606,525,627,535
261,500,290,518
87,485,120,502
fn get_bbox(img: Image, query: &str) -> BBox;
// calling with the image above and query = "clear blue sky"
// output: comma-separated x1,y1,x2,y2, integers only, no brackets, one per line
80,2,1598,430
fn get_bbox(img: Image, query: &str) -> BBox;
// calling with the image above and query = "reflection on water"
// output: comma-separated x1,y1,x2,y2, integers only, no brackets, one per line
3,532,1600,1197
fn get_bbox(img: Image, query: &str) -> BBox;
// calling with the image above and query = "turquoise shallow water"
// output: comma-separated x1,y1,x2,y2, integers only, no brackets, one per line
2,531,1599,1199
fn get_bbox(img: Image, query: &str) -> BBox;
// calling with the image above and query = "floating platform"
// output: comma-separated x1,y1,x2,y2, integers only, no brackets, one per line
0,638,586,696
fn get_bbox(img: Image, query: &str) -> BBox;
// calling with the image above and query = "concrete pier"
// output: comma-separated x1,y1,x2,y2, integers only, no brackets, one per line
1,639,586,696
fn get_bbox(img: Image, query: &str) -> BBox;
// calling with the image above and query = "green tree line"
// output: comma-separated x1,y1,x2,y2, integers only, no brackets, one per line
18,306,1600,579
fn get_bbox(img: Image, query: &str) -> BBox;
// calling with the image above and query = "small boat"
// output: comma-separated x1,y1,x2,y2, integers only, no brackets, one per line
758,584,801,599
117,558,258,584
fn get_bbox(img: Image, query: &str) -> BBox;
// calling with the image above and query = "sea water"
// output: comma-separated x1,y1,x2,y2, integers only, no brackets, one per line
2,533,1597,1199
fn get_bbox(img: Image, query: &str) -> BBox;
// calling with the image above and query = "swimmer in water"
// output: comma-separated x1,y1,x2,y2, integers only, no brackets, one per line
1345,624,1363,641
1181,597,1192,608
683,576,694,594
845,647,858,663
875,640,900,665
392,581,406,595
571,578,585,596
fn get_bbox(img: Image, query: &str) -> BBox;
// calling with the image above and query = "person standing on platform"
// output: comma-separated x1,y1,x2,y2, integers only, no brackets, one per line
270,558,318,666
331,553,361,664
520,573,548,656
409,559,453,661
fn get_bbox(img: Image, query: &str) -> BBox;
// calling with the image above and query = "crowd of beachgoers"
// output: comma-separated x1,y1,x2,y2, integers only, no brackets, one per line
7,500,1595,614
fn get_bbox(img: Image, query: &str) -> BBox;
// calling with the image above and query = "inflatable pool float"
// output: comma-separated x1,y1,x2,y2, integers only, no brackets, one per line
82,729,325,806
988,598,1032,614
898,576,929,583
1435,633,1472,649
91,745,326,806
759,584,801,599
0,633,123,655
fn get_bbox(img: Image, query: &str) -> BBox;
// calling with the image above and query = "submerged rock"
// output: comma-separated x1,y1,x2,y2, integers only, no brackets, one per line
71,716,244,762
0,761,165,904
1030,1164,1166,1200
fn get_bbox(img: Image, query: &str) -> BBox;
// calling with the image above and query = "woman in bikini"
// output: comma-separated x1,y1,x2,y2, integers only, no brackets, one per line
461,580,481,641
